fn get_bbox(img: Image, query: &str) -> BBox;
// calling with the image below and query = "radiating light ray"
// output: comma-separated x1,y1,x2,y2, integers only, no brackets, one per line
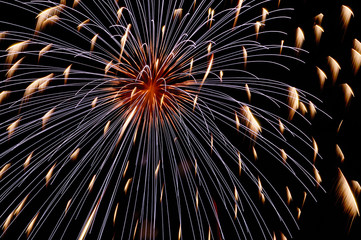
0,1,334,239
78,199,100,240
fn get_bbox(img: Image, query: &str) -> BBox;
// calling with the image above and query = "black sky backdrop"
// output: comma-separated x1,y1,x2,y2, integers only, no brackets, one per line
0,0,360,239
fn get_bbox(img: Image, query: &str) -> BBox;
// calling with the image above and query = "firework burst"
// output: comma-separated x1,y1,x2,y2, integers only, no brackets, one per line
0,0,352,239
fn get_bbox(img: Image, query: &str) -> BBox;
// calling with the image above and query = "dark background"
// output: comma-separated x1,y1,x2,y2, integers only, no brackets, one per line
0,0,360,239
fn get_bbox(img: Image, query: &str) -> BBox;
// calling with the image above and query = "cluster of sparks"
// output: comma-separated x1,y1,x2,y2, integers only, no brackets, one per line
0,0,359,239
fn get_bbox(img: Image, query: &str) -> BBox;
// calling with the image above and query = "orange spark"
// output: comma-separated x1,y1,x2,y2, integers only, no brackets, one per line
65,199,72,213
6,40,29,63
255,21,261,39
0,163,11,180
14,195,29,216
42,108,55,129
341,83,354,106
113,203,119,225
262,8,269,23
88,175,96,192
123,161,129,178
243,46,247,69
3,212,13,232
6,57,25,79
90,34,99,52
238,152,242,176
287,87,299,120
280,149,287,163
312,137,319,162
124,178,132,194
336,144,345,163
314,13,324,25
199,54,214,89
155,160,160,178
233,0,244,28
78,199,100,240
0,91,10,104
24,73,54,101
63,64,72,84
313,165,322,186
314,25,324,44
26,212,39,237
279,119,285,135
70,148,80,161
335,169,360,222
45,163,56,187
295,27,305,51
117,7,125,23
77,19,90,31
351,48,361,75
7,118,21,137
341,5,353,30
328,56,341,84
241,106,261,139
308,101,317,120
286,186,292,205
36,5,63,32
91,97,98,108
38,44,53,61
299,102,308,116
316,67,327,90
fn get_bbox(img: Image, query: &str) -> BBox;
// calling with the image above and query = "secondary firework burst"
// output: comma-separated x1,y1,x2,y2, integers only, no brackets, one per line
0,0,327,239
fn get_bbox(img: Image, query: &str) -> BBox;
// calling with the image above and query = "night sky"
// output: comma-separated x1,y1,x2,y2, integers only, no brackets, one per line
0,0,361,239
